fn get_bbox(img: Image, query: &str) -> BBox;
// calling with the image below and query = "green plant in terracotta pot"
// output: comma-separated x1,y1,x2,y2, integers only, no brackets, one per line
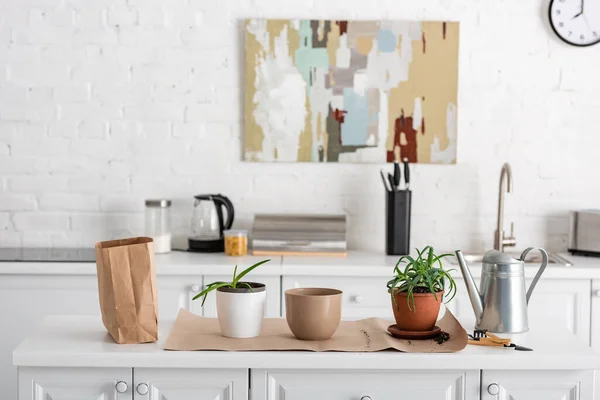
386,246,457,331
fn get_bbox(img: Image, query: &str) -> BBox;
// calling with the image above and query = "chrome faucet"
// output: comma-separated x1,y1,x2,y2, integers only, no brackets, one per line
494,163,516,252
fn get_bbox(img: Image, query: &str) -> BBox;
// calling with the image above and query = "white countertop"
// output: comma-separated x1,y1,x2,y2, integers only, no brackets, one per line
2,250,600,279
13,314,600,371
0,252,282,276
281,252,600,279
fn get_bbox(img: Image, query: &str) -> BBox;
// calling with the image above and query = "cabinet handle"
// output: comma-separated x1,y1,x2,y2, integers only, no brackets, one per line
487,383,500,395
115,381,128,393
360,396,372,400
136,383,149,395
191,285,201,292
351,295,363,304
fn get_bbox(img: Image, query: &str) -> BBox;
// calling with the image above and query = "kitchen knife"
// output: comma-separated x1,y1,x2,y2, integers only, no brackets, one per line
380,169,391,192
403,157,410,190
393,146,401,189
387,173,396,191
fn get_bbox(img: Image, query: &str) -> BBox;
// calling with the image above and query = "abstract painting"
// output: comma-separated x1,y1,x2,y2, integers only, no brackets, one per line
244,19,459,164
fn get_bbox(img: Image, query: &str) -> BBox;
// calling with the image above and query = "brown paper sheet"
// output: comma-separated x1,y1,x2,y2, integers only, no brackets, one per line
164,308,467,353
95,237,158,344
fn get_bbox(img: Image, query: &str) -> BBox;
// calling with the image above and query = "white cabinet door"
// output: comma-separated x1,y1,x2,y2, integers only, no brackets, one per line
1,275,100,400
133,368,247,400
18,367,132,400
252,369,479,400
202,275,280,317
282,276,393,320
527,280,591,344
481,370,594,400
157,275,203,318
591,280,600,351
446,279,591,343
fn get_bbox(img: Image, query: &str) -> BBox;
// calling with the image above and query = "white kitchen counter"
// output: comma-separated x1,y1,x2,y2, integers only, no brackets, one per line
0,252,282,276
281,252,600,279
13,314,600,371
1,250,600,279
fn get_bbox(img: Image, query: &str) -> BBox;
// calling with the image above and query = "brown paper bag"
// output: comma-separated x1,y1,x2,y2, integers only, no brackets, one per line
95,237,158,344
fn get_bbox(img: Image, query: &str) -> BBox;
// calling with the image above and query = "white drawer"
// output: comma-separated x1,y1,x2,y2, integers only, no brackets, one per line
282,276,392,319
252,369,479,400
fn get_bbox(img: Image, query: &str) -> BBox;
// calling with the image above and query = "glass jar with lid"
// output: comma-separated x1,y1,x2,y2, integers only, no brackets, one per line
223,229,248,256
145,199,172,254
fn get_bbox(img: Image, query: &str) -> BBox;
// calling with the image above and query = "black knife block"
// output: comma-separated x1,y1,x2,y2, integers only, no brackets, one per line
386,190,411,256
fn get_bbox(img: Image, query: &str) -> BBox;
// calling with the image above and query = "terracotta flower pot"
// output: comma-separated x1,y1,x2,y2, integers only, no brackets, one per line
390,290,444,331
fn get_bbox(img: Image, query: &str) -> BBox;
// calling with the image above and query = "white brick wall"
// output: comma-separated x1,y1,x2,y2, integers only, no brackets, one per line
1,0,599,252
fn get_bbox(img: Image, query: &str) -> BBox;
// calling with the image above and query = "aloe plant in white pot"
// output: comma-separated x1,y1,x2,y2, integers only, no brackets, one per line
192,259,270,338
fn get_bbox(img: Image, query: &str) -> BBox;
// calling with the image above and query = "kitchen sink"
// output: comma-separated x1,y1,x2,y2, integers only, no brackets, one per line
448,252,572,266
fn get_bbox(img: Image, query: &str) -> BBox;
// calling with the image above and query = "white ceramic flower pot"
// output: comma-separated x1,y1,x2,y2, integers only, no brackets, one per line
216,283,266,338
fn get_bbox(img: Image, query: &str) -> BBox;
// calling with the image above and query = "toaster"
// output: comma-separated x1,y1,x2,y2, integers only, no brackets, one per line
569,210,600,256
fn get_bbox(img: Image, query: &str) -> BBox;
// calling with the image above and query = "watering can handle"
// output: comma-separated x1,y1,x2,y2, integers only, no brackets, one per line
521,247,549,304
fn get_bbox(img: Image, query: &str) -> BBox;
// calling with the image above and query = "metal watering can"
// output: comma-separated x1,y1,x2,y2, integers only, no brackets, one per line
455,248,548,333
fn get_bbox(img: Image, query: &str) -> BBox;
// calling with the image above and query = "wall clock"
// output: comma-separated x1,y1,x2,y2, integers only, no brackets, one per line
549,0,600,46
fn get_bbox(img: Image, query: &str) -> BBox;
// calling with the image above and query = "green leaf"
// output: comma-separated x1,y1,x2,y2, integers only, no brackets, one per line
415,247,424,263
394,255,409,272
407,286,416,311
398,255,414,274
444,273,458,303
237,282,255,291
232,259,271,286
427,246,434,268
232,265,238,287
432,253,453,268
411,274,421,286
390,290,397,306
192,282,233,306
423,270,437,300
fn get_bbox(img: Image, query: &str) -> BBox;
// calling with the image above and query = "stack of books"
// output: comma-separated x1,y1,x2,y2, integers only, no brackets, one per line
251,214,347,257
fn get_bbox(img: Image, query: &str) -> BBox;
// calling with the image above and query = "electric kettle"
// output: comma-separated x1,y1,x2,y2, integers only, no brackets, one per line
188,194,234,252
455,247,548,333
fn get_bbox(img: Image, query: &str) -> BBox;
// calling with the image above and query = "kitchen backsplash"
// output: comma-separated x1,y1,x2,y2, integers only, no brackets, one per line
1,0,599,252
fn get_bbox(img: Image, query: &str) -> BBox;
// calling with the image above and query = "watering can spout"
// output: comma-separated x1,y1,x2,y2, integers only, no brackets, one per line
455,250,484,322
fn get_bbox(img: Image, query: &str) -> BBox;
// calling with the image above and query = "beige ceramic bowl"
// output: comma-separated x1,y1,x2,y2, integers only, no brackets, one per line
285,288,343,341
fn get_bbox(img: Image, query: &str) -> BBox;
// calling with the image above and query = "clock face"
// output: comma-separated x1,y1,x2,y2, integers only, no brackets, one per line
549,0,600,46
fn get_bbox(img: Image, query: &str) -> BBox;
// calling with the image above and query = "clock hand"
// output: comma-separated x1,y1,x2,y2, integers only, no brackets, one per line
573,0,584,19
